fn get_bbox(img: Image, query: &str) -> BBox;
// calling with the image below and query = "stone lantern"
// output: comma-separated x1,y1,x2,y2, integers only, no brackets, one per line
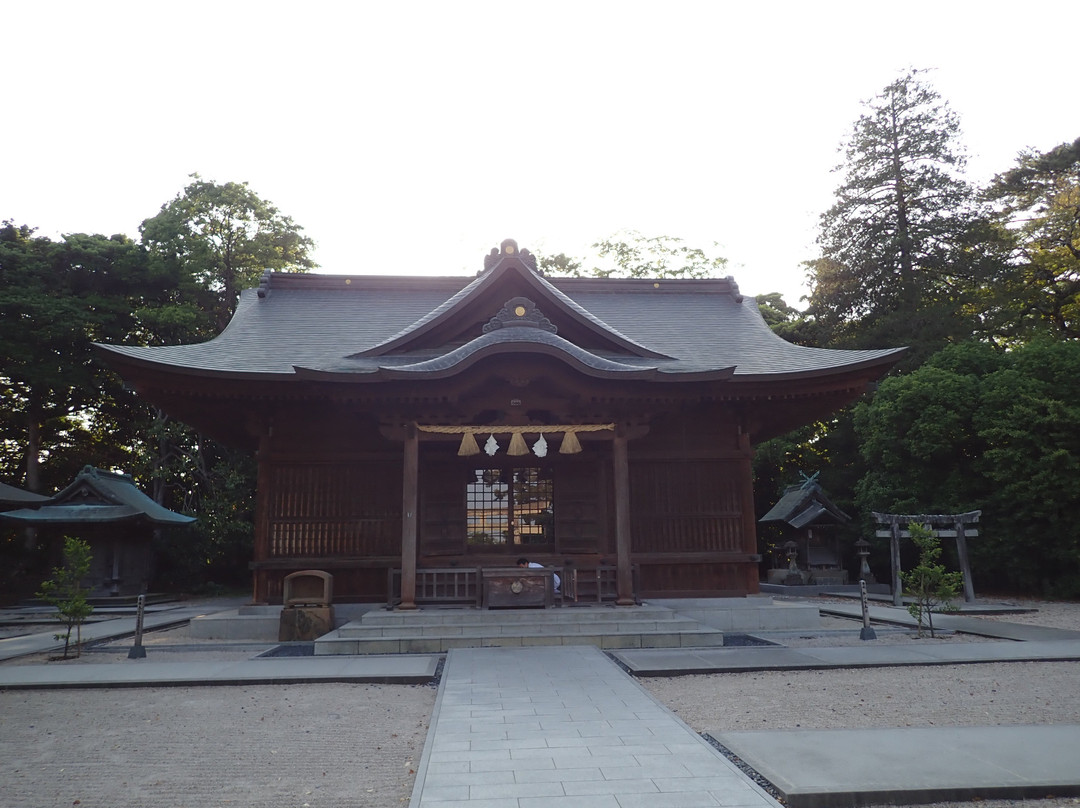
854,538,876,584
783,540,804,585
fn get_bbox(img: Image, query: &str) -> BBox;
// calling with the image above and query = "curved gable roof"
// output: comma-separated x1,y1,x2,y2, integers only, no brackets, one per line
0,466,195,526
354,239,670,360
96,238,905,386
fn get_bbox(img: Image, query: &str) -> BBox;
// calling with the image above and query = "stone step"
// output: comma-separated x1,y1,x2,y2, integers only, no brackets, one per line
313,625,725,655
189,609,279,641
334,615,709,639
360,604,680,626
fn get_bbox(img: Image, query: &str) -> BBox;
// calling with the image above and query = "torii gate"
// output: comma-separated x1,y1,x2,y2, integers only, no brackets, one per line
872,511,980,606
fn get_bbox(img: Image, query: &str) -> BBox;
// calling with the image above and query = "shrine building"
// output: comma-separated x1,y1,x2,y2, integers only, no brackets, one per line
99,239,903,606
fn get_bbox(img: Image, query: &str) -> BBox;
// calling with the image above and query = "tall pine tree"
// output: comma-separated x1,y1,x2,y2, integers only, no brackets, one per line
805,70,988,360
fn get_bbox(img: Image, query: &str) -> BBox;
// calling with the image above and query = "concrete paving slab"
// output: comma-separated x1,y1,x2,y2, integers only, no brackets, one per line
613,638,1080,675
612,646,815,674
0,653,440,689
712,725,1080,808
0,603,235,661
409,645,783,808
820,603,1080,641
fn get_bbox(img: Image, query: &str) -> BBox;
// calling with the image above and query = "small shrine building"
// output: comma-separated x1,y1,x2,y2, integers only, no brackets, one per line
0,465,195,597
98,239,903,605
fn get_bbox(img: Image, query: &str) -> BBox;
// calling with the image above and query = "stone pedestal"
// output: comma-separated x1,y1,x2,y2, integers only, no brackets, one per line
279,606,334,641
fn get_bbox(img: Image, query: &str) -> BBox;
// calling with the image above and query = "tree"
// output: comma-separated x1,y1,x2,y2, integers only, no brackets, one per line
134,178,317,587
805,70,987,359
0,223,158,496
901,522,962,638
541,231,728,280
854,344,992,516
140,175,317,334
983,137,1080,340
36,536,94,658
853,340,1080,597
974,340,1080,595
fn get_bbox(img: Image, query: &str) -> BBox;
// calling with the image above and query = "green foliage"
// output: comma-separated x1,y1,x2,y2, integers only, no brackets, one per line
855,366,986,514
804,70,991,361
36,536,94,658
901,523,962,637
974,341,1080,595
536,252,583,277
854,340,1080,596
754,293,798,328
540,231,728,280
982,137,1080,341
138,418,256,591
1,175,308,589
0,222,162,494
140,175,316,334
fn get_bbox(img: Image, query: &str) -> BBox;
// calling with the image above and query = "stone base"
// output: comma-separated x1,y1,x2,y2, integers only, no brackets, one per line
279,606,334,641
767,568,808,585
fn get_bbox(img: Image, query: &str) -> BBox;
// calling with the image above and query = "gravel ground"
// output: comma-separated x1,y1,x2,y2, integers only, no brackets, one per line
1,598,1077,808
0,683,434,808
641,598,1080,808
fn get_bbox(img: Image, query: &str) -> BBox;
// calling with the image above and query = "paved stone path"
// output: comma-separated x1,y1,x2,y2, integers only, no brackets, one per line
410,644,781,807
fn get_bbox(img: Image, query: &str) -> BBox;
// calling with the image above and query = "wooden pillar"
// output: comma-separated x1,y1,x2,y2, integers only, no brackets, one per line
737,431,760,594
399,423,419,610
612,428,634,606
955,519,976,603
252,432,273,604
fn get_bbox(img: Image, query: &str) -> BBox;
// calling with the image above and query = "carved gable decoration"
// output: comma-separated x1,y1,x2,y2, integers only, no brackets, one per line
483,297,557,335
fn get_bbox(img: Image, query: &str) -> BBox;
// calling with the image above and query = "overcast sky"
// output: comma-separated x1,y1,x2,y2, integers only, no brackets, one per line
3,1,1076,306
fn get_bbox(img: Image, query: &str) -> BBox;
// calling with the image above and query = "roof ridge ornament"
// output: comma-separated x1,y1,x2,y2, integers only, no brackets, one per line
482,296,557,334
483,238,537,273
725,275,743,303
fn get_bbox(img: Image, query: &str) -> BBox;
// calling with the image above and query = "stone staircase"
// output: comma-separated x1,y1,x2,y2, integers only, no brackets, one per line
313,603,725,655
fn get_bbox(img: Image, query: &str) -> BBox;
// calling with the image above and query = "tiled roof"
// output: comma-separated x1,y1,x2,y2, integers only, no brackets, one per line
0,466,195,526
0,481,49,507
760,481,851,526
97,244,905,382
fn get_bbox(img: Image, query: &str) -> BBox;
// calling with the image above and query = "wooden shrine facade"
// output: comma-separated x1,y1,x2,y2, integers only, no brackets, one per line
99,239,904,605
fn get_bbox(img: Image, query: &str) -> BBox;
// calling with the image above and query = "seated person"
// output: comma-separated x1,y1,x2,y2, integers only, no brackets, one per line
517,557,560,592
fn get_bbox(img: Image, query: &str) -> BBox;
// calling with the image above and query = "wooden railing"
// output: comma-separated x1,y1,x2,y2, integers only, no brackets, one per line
387,567,481,608
568,565,638,603
385,564,637,608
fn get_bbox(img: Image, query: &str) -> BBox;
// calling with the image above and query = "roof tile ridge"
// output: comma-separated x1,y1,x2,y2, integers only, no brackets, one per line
348,267,497,357
383,328,662,373
350,243,675,360
524,269,672,358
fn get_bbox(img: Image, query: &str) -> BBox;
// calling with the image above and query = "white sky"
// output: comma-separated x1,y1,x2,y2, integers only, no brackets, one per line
3,1,1076,307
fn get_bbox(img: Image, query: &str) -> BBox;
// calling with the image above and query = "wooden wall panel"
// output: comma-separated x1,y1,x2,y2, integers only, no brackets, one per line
420,464,467,556
555,460,606,555
629,460,745,554
638,561,748,597
266,461,401,558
